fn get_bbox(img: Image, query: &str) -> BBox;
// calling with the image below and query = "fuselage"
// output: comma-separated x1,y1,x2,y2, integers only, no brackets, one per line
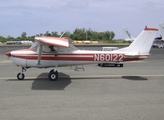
6,48,147,68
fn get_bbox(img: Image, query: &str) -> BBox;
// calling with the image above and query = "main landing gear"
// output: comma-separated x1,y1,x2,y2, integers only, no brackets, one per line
17,67,59,81
48,69,58,81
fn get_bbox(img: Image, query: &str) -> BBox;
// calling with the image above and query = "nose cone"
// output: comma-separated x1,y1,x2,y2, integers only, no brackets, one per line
5,51,11,57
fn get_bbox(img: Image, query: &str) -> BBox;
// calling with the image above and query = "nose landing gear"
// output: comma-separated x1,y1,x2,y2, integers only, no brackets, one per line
17,67,26,80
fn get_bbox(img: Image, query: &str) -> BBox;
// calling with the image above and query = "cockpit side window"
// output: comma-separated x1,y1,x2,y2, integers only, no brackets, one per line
49,45,56,52
42,45,56,52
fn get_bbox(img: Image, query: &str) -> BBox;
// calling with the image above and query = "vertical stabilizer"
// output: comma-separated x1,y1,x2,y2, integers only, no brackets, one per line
116,26,158,54
159,23,164,40
123,27,135,41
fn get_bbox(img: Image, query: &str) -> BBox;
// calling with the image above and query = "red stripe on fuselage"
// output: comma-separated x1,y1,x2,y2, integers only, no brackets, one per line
11,54,146,62
11,54,94,61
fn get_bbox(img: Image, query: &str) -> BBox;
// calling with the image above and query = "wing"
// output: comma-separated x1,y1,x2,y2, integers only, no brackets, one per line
35,36,69,48
35,36,69,65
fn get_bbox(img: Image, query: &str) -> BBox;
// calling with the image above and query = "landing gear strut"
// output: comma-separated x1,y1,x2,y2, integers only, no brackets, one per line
17,67,26,80
16,67,59,81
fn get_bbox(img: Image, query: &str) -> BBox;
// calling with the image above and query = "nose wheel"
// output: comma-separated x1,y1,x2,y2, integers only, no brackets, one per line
17,67,26,80
17,73,25,80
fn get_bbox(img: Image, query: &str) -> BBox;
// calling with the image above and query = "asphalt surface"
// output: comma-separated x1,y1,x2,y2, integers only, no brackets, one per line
0,46,164,120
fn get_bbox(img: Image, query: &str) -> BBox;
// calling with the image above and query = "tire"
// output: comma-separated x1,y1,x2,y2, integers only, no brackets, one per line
114,64,118,67
120,64,123,67
50,69,54,73
48,71,58,81
17,73,25,80
100,63,105,67
158,45,163,48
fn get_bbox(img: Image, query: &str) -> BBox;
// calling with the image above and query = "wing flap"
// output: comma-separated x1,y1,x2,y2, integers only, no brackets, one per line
35,36,69,48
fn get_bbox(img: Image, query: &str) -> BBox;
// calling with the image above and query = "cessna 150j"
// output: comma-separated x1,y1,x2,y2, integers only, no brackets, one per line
6,26,158,81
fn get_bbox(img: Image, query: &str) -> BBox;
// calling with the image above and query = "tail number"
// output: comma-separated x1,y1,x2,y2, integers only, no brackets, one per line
94,54,124,62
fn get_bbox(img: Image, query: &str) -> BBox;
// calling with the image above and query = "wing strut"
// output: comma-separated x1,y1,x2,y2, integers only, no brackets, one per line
37,44,43,65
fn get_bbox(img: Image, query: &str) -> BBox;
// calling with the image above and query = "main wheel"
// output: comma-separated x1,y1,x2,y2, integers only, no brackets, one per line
114,64,118,67
48,71,58,81
17,73,25,80
100,63,105,67
120,64,124,67
50,69,54,73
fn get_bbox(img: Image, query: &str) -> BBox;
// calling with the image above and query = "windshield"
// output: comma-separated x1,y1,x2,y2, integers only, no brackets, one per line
29,42,39,51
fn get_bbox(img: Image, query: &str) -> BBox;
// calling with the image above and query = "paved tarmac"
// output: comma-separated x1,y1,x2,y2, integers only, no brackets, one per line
0,46,164,120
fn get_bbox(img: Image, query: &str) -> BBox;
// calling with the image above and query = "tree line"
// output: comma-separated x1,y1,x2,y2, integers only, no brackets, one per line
0,28,116,43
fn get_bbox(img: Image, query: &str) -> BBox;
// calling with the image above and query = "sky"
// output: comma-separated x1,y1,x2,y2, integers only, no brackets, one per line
0,0,164,39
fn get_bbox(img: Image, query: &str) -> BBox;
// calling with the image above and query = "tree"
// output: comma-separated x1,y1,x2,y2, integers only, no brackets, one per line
0,27,116,42
16,37,22,41
44,31,51,36
6,35,15,41
109,31,115,40
27,36,35,42
0,36,6,42
103,31,111,40
39,33,43,36
51,31,58,37
21,32,27,40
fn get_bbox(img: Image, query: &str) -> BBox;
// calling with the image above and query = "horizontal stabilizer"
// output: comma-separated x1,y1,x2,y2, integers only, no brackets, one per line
35,36,69,48
124,53,150,57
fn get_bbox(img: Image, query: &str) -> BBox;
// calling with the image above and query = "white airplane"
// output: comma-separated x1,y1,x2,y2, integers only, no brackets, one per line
6,26,158,81
159,23,164,40
123,27,135,42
